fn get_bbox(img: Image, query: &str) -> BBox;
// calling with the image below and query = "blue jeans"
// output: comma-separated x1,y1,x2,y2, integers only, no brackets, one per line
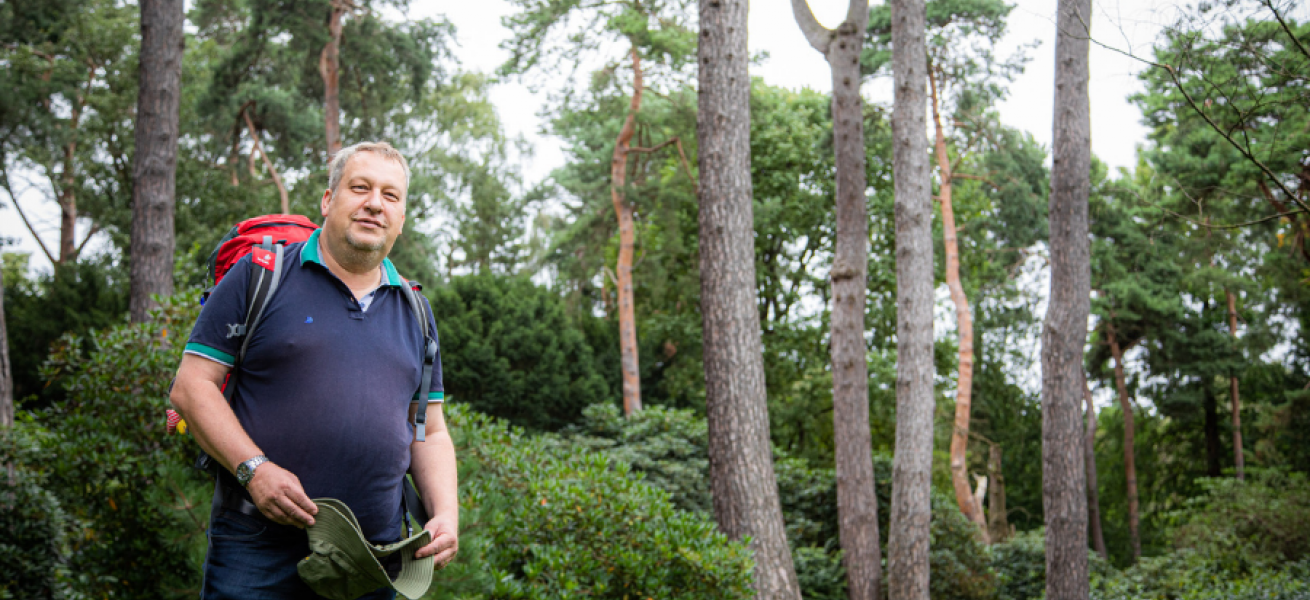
201,507,397,600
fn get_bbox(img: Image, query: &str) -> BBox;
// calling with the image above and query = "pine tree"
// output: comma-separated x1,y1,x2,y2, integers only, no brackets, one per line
1043,0,1091,597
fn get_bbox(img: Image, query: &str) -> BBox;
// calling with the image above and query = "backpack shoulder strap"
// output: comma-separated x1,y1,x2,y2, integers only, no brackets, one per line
222,236,285,401
400,281,436,442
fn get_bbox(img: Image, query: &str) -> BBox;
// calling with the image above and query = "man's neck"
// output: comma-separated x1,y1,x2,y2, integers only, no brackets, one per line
318,236,383,299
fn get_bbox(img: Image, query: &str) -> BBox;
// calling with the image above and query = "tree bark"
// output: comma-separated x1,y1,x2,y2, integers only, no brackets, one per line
59,142,78,264
1044,0,1092,597
929,67,987,541
0,267,12,429
1105,320,1140,563
612,46,643,416
699,2,801,598
790,2,881,598
319,0,348,160
888,1,935,599
986,444,1010,543
242,107,290,213
1204,378,1221,477
129,0,183,323
1082,372,1107,560
1226,289,1244,481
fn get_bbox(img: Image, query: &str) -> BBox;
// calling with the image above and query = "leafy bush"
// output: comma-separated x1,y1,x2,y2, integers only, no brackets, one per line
428,274,612,431
1171,470,1310,571
990,529,1047,600
431,406,754,599
0,424,72,600
557,403,999,600
23,293,212,600
1093,553,1310,600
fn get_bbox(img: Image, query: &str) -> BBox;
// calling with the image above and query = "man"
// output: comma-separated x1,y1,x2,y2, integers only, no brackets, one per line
171,141,458,599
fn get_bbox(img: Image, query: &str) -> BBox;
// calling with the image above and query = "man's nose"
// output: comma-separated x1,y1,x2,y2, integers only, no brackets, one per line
363,189,383,211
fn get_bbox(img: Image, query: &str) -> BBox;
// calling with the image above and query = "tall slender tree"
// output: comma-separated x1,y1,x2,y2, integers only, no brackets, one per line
1103,318,1140,562
1043,0,1091,597
321,0,350,159
887,0,935,598
790,2,881,598
1083,371,1108,560
128,0,183,322
1226,289,1245,480
0,267,11,429
700,1,801,597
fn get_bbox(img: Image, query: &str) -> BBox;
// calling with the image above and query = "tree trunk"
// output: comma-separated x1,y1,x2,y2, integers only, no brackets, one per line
612,46,643,416
1226,289,1244,480
59,142,78,264
129,0,183,323
699,2,801,597
319,0,347,160
1043,1,1092,597
929,68,986,541
1082,372,1107,560
790,2,881,598
888,0,935,598
1105,320,1140,563
0,267,12,429
987,444,1011,543
1204,379,1221,477
242,107,290,214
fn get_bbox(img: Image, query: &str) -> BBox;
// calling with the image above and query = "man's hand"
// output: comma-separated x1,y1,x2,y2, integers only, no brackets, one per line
415,516,458,568
247,462,318,528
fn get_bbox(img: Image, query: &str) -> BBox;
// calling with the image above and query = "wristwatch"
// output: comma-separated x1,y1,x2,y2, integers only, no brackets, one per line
235,455,270,487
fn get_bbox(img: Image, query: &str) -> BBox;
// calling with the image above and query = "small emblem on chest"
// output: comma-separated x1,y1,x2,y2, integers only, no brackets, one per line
305,316,314,324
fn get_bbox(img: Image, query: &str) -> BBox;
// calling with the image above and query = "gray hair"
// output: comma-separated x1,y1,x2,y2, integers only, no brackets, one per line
326,141,411,198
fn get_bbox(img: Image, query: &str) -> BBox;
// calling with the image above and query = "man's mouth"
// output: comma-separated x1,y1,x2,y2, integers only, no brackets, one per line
353,217,386,230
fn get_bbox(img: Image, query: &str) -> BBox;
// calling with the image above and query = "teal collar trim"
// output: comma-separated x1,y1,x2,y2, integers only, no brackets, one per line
301,228,404,287
301,229,323,264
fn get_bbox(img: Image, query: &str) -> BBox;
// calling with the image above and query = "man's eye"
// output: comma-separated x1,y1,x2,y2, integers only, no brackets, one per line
353,185,368,192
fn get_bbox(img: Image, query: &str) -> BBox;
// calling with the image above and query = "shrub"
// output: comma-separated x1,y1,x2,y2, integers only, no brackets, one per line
1093,553,1310,600
26,293,212,600
558,402,999,600
0,424,72,600
1171,469,1310,572
428,274,612,431
431,406,754,599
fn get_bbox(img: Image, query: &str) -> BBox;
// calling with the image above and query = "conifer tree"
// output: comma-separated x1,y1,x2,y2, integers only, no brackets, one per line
1043,0,1091,597
790,2,882,597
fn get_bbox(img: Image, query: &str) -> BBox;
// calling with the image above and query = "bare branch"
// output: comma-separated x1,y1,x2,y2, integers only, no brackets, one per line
791,0,832,54
0,167,56,265
242,105,290,213
1260,0,1310,64
1081,33,1310,215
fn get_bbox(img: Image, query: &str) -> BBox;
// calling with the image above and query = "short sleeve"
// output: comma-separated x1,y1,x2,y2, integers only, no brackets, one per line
184,256,253,368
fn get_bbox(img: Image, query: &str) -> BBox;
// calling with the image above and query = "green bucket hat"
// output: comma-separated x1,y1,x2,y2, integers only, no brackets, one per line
297,498,434,600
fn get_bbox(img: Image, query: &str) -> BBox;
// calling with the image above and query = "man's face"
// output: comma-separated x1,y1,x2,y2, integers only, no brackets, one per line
320,151,407,256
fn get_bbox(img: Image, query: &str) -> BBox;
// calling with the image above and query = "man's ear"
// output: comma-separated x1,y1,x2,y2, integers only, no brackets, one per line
320,188,333,218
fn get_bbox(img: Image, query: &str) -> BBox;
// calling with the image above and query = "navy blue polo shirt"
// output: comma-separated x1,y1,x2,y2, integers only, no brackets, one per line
185,229,443,542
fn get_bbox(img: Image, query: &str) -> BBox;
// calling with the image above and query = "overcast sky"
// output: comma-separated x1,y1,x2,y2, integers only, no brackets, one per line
2,0,1183,271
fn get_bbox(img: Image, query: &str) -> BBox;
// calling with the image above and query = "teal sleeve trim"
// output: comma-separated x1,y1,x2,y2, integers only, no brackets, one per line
411,391,444,403
184,343,235,367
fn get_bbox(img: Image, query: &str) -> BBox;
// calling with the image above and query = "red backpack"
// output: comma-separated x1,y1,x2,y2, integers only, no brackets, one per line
204,214,319,301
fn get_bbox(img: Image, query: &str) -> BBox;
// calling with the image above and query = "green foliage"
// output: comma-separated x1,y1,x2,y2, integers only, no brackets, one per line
1170,470,1310,571
1092,554,1310,600
431,405,754,599
428,274,612,431
556,402,1000,600
24,293,212,599
1,256,129,406
0,424,73,600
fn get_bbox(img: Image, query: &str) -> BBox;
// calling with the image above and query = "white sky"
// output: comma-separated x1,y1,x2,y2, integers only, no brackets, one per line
1,0,1182,272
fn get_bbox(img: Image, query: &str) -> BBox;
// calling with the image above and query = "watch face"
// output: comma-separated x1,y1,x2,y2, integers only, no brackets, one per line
236,462,252,483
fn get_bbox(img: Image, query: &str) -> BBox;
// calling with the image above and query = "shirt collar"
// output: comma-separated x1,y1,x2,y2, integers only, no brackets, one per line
300,228,404,287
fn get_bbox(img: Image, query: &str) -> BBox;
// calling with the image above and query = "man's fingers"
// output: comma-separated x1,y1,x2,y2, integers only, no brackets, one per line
433,546,457,568
275,496,315,527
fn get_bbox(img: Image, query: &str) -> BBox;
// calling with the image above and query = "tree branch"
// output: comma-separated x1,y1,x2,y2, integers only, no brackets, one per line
242,105,290,213
74,222,101,257
791,0,832,54
1260,0,1310,65
0,167,56,265
1081,32,1310,216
